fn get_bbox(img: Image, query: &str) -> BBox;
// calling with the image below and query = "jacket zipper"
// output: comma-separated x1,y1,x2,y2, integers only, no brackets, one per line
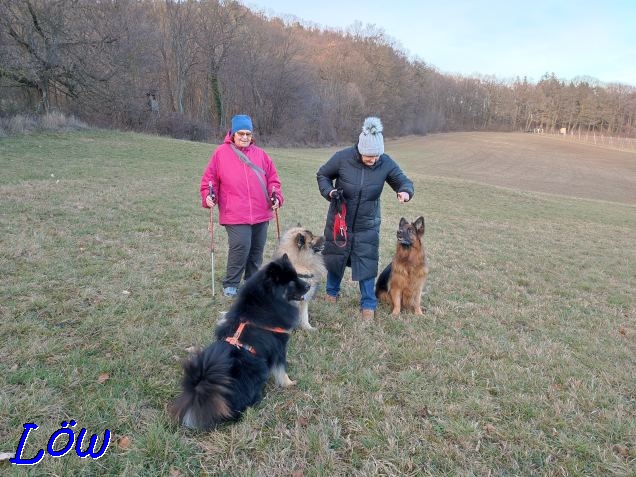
351,165,364,233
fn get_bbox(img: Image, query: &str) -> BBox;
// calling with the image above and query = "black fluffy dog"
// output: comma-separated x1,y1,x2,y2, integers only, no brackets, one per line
169,254,309,430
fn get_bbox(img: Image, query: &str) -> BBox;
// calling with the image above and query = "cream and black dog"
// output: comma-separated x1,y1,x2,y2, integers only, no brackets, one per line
273,226,326,330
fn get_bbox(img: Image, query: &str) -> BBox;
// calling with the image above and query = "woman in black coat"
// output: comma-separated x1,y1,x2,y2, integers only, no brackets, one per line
316,117,414,319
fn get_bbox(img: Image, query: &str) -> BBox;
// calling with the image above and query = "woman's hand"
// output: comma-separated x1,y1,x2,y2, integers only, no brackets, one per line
397,192,410,203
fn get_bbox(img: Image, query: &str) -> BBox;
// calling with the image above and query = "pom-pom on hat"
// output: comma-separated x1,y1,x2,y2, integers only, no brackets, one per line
231,114,253,133
357,117,384,156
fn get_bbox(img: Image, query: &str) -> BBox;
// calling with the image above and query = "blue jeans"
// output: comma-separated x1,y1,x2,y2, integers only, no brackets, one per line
326,270,377,310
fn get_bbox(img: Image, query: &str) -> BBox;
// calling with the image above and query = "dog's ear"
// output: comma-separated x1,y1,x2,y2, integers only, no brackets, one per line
267,253,292,283
295,233,306,249
413,216,425,235
266,255,283,275
399,217,409,228
279,253,292,267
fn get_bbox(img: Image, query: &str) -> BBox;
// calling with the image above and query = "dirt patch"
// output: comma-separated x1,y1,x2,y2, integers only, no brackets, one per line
391,132,636,205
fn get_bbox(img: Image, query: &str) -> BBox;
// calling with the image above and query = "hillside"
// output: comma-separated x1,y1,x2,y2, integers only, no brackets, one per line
385,132,636,205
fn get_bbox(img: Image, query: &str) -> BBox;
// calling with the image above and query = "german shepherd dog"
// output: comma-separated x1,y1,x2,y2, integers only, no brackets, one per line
273,226,326,330
169,254,309,430
375,217,428,315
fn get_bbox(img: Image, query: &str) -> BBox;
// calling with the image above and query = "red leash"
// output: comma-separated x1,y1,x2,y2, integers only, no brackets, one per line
333,202,347,247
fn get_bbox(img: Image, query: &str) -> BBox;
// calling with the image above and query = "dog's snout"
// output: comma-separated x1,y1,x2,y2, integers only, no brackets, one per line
302,280,310,293
311,236,326,253
397,228,413,245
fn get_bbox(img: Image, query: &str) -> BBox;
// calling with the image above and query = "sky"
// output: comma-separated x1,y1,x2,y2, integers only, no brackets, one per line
244,0,636,86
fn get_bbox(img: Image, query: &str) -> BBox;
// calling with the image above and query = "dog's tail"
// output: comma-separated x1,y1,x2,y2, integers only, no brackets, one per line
375,263,392,300
169,344,235,430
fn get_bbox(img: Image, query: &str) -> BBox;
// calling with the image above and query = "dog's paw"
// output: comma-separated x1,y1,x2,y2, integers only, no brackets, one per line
298,323,316,331
184,345,202,355
281,374,297,387
217,311,228,325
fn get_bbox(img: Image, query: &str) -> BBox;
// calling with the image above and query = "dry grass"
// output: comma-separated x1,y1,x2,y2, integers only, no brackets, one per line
0,112,89,137
1,130,634,476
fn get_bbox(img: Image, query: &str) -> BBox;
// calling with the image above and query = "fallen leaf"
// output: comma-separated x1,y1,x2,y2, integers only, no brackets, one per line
619,326,626,336
297,416,309,427
117,436,132,450
169,468,182,477
97,373,110,384
613,444,630,458
484,424,496,434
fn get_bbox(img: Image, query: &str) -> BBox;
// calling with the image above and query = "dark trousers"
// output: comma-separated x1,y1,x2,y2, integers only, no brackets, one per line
223,222,269,288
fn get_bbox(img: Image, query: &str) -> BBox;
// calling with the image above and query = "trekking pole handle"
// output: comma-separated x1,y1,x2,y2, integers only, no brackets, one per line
270,186,280,208
208,181,216,203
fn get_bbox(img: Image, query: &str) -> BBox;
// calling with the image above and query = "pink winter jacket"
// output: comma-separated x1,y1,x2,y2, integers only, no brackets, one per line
199,132,284,225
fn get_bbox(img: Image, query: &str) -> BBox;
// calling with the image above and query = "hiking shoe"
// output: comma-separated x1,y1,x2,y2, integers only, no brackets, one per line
361,309,375,320
324,294,338,303
223,287,237,297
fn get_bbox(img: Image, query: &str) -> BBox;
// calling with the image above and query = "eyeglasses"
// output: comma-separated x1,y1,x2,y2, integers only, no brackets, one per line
235,131,252,137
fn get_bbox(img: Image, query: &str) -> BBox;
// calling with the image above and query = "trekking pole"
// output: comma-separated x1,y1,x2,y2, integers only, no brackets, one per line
208,182,216,296
271,186,280,241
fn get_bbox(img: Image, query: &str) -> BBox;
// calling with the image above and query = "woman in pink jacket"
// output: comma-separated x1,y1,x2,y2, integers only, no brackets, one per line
200,114,284,297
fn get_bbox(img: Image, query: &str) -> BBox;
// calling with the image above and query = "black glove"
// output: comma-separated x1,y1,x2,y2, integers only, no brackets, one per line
329,189,343,201
208,184,217,205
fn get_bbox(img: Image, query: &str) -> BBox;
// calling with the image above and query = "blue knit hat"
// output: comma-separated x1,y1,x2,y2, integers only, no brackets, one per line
231,114,253,133
358,117,384,156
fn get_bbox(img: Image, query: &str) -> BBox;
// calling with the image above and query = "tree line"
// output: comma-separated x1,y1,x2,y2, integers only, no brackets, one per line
2,0,635,143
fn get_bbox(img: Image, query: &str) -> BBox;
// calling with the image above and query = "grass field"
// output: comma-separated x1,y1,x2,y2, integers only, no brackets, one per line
1,130,634,476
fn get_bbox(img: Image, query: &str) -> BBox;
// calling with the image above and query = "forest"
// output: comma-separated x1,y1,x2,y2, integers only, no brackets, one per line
2,0,635,143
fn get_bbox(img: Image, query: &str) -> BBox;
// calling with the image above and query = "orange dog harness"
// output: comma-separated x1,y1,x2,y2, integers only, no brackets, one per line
224,321,290,355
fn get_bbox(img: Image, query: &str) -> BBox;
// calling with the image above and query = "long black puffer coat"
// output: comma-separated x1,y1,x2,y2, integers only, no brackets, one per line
316,145,414,281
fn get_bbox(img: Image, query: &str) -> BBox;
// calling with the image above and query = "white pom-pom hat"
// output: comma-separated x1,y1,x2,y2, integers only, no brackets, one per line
358,116,384,156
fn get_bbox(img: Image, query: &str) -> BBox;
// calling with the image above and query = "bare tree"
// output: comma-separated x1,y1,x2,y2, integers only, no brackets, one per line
192,0,247,131
0,0,119,113
154,0,200,114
